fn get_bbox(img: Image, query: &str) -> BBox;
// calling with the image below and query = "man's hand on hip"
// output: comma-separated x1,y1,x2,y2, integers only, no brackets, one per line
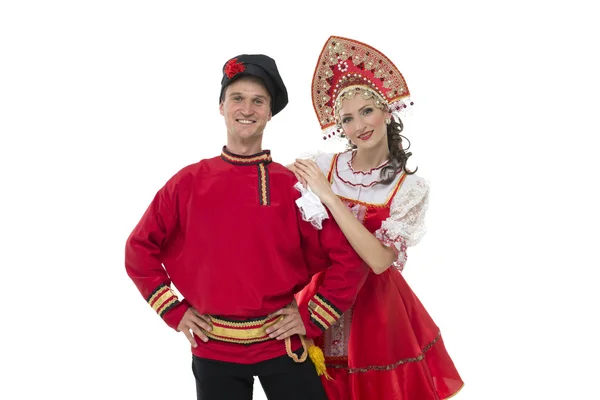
177,308,212,347
265,302,307,340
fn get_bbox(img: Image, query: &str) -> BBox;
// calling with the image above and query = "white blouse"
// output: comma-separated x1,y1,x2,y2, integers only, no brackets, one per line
314,151,430,271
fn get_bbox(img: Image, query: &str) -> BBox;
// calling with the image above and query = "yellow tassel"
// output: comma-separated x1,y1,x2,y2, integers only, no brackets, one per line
307,341,332,380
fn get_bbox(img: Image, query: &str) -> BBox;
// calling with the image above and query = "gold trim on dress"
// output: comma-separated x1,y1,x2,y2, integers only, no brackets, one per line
444,383,465,400
326,331,442,373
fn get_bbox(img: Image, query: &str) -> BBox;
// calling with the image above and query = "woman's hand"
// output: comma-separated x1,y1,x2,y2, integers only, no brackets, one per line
293,159,336,205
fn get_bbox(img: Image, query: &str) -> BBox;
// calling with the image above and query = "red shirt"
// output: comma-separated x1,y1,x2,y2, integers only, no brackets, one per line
125,148,368,363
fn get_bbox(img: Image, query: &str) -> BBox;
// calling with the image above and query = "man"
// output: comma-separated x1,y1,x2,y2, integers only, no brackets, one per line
125,54,369,400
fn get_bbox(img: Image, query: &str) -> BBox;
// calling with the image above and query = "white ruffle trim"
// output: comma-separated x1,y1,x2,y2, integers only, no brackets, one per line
375,229,408,272
294,182,329,230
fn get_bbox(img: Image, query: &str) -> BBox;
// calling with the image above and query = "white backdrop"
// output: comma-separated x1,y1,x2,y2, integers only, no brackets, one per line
1,1,598,399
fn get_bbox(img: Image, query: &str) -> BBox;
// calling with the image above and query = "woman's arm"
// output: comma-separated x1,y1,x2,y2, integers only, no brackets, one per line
324,194,397,274
294,159,395,274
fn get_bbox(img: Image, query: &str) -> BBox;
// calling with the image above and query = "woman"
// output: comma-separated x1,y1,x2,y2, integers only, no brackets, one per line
269,36,464,399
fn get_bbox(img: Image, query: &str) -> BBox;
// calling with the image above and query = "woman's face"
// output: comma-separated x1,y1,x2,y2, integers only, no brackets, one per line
338,96,389,151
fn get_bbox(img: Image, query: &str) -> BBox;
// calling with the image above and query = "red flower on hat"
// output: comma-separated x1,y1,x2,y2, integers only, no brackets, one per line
225,58,245,78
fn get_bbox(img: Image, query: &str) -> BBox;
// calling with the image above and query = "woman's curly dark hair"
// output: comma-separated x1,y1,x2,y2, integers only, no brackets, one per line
346,115,417,184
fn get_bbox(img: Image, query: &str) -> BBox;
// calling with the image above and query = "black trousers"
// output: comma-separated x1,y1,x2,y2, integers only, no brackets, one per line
191,351,328,400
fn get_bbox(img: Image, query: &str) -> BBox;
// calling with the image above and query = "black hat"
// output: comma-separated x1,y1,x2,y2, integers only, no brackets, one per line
219,54,288,116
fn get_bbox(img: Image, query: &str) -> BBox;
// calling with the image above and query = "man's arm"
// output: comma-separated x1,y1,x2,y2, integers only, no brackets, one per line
125,183,190,329
296,211,369,338
125,181,213,346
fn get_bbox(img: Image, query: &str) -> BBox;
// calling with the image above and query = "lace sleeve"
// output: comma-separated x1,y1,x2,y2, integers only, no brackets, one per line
374,176,430,271
375,231,408,271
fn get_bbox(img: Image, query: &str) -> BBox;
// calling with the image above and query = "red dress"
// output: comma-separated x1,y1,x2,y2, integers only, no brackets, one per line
297,151,464,399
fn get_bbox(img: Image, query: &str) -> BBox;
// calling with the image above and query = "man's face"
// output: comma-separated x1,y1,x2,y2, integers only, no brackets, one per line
220,77,272,142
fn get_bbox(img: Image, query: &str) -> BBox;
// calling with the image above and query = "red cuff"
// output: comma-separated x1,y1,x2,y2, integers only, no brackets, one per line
146,284,190,331
299,292,342,338
298,302,324,339
162,300,190,331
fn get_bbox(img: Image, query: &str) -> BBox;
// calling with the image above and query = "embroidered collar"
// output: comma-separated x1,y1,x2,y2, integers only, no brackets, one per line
347,150,389,175
220,146,272,166
335,151,397,188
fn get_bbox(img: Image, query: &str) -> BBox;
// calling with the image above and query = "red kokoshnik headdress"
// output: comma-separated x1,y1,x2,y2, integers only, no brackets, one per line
312,36,413,140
